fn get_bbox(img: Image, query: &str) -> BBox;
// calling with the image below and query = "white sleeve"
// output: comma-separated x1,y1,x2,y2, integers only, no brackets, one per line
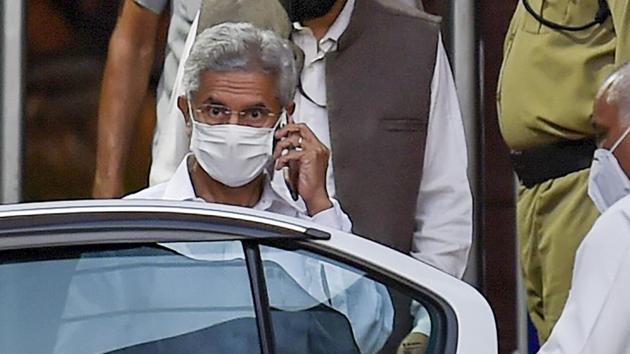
149,11,199,185
538,206,630,354
411,34,473,278
306,198,353,233
411,301,431,335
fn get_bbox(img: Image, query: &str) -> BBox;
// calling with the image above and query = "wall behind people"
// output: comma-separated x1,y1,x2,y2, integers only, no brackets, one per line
24,0,166,201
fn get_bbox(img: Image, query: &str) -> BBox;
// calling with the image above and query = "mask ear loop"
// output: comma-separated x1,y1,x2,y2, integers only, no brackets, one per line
186,96,195,123
611,126,630,152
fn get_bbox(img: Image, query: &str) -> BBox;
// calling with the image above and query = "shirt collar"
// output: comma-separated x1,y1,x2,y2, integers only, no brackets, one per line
292,0,355,54
162,154,199,201
253,174,277,211
162,154,288,212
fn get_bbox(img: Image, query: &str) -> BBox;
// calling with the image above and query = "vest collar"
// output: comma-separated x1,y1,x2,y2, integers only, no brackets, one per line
336,0,374,52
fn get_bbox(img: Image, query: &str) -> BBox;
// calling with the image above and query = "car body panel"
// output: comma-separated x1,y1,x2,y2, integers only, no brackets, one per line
0,200,497,354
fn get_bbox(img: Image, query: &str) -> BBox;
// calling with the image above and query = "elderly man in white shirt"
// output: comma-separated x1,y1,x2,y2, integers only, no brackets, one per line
538,63,630,354
126,22,392,354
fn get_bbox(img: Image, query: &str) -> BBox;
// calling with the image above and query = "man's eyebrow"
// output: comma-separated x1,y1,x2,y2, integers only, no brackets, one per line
245,102,269,109
234,102,272,111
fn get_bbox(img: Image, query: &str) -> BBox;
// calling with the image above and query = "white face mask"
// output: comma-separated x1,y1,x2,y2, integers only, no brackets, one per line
588,126,630,212
188,106,283,187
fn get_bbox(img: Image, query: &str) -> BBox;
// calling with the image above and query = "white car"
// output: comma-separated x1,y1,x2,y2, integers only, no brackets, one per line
0,200,497,354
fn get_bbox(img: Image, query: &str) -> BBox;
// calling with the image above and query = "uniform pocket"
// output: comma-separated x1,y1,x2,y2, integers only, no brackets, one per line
379,117,425,132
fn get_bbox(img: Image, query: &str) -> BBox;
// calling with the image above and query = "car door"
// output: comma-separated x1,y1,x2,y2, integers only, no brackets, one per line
0,200,496,354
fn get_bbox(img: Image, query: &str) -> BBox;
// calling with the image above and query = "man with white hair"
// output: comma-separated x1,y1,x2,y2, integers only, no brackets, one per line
93,0,293,197
131,22,333,220
126,22,394,354
538,62,630,354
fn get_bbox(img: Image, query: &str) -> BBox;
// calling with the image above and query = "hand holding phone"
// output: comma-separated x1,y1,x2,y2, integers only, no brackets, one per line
275,113,299,201
273,115,332,216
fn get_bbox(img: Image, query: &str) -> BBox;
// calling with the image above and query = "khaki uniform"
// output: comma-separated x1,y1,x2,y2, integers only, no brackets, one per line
498,0,629,342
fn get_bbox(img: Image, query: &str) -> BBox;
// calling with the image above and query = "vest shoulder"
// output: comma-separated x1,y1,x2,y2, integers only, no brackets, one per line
373,0,442,25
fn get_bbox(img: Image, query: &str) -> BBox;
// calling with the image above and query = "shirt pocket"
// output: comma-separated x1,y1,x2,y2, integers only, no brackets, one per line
521,0,571,34
379,117,426,133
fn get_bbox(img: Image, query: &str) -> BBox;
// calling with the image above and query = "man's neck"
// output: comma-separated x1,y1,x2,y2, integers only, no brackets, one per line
303,0,348,42
190,158,264,208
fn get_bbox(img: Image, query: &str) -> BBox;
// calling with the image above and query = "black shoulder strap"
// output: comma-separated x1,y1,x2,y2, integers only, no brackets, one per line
521,0,610,32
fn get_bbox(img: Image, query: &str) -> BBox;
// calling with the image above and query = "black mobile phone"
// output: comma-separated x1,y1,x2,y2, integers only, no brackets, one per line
273,113,299,201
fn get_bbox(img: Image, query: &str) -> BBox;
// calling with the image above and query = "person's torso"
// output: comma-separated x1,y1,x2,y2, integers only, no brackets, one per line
497,0,617,150
286,0,439,253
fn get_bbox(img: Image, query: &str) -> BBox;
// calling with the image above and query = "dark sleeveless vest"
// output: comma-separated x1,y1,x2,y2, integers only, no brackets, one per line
326,0,440,253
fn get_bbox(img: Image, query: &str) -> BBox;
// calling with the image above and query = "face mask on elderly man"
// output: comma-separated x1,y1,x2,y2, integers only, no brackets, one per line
187,100,284,187
588,126,630,212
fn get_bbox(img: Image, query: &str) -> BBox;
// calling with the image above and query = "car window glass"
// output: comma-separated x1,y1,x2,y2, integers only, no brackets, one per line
0,242,261,354
259,245,434,354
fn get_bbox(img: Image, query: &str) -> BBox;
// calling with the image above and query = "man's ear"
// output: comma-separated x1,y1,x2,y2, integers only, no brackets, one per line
178,95,193,136
178,95,191,125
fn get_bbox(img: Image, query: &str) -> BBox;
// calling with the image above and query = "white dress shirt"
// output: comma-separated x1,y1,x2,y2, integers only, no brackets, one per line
538,195,630,354
275,0,473,279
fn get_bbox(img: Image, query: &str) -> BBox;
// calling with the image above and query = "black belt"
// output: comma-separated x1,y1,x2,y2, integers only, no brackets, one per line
510,139,597,188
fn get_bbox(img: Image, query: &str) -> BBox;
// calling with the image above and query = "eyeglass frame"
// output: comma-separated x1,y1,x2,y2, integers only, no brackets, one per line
188,101,284,128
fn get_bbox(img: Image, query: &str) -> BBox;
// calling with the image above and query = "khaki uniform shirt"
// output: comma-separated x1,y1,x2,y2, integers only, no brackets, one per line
498,0,629,150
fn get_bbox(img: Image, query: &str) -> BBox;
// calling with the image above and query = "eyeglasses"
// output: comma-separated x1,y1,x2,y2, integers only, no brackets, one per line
192,104,282,127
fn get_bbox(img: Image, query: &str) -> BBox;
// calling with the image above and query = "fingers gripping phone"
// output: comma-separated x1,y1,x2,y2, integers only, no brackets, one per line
273,112,299,201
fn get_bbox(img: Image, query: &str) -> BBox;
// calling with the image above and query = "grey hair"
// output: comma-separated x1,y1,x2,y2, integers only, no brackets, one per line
598,62,630,122
182,22,298,107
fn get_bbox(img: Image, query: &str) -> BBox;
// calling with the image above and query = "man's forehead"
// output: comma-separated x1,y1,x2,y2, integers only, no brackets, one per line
198,70,276,86
195,70,278,101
